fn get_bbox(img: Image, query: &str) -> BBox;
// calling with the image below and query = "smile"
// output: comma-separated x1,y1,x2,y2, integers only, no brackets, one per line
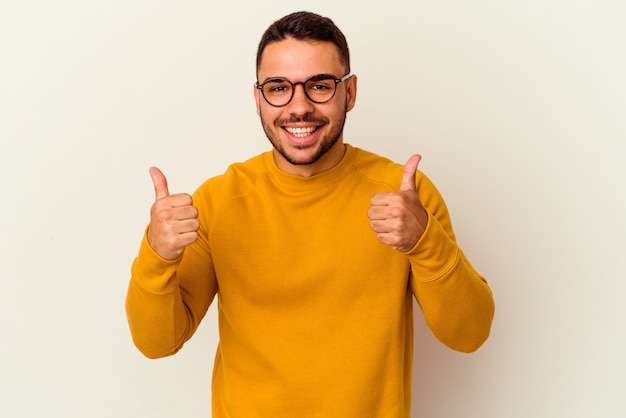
284,126,318,137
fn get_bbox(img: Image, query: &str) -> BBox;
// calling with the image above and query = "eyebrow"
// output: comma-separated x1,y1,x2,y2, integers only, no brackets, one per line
260,73,338,84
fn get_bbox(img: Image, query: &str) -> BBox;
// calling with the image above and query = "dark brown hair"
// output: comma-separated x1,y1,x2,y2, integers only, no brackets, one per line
256,11,350,75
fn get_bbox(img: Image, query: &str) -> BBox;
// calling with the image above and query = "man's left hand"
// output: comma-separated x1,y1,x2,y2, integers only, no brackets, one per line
368,154,428,252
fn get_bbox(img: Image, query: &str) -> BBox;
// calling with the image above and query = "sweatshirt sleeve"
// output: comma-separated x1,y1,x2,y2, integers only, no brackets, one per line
407,173,495,353
125,219,218,359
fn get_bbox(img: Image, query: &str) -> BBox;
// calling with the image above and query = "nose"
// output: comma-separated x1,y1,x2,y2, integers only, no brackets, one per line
287,82,315,114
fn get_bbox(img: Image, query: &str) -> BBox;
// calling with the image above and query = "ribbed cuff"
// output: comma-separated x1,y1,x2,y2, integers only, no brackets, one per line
404,212,460,283
130,229,182,294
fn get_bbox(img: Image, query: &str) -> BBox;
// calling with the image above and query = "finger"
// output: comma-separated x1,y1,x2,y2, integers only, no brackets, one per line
170,204,198,221
369,191,391,207
399,154,422,192
367,205,388,221
369,219,394,234
151,198,197,225
149,166,170,200
168,218,201,234
158,193,193,209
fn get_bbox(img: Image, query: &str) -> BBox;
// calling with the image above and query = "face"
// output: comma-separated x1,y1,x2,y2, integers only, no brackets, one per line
255,38,357,176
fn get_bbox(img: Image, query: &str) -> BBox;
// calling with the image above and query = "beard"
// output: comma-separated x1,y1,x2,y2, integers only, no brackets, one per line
259,107,348,166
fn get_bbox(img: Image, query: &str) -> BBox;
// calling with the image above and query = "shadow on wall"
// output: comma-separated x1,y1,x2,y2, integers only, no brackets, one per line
411,300,488,417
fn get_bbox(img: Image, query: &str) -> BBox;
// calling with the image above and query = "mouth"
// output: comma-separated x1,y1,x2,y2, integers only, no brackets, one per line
283,126,319,138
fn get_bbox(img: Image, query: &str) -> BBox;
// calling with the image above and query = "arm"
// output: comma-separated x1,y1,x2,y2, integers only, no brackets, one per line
368,155,494,352
125,168,217,358
407,208,494,353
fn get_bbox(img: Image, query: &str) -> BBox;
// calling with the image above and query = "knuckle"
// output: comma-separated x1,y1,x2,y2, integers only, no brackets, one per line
155,209,173,222
389,207,403,218
164,234,179,249
182,193,193,205
388,193,403,203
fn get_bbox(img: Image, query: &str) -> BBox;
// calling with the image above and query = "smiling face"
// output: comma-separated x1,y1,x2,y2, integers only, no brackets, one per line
255,37,357,176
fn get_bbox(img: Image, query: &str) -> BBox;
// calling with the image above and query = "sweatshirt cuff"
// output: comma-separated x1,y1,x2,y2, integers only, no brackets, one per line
130,230,182,294
404,212,460,283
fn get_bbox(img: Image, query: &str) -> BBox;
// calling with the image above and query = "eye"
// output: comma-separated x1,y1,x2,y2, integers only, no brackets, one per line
264,80,291,95
269,85,288,93
311,84,330,91
308,80,334,91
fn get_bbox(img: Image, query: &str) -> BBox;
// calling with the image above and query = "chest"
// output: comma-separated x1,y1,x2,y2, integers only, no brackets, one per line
208,179,408,301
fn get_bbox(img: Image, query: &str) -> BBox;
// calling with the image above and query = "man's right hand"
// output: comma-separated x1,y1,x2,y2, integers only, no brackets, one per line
147,167,200,260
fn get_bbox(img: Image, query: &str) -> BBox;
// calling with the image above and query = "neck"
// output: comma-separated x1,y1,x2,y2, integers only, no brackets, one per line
274,141,346,177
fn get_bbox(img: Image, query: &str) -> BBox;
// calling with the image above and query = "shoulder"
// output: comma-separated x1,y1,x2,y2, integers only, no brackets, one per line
193,152,270,203
349,145,443,199
350,146,409,189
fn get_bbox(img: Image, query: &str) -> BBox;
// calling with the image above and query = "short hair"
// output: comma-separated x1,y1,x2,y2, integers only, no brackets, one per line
256,11,350,75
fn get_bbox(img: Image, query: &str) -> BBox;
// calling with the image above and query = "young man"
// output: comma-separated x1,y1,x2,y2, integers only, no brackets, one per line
126,11,495,418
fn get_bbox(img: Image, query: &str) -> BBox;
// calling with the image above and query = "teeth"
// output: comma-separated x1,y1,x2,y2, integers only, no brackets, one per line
285,126,316,137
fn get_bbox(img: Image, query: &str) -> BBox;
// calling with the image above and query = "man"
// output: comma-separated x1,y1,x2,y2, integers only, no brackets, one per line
126,11,494,418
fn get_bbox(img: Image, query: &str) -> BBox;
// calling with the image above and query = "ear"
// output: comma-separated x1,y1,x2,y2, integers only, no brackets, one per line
253,82,261,116
345,74,357,112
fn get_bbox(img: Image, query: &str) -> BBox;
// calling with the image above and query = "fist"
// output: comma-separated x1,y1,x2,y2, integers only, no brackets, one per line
147,167,200,260
368,154,428,252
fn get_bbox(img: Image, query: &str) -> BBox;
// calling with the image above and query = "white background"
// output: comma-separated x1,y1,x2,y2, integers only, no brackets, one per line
1,1,625,417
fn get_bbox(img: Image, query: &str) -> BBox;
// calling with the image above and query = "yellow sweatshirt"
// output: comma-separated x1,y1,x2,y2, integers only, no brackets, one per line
126,144,494,418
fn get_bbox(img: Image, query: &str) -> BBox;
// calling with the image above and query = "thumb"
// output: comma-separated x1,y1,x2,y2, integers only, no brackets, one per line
149,166,170,200
399,154,421,192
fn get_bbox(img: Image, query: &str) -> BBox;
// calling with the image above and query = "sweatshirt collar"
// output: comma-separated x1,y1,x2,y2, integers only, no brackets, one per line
264,144,358,191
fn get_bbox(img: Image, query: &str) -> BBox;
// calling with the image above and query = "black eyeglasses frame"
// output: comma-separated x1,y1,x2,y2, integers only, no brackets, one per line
255,73,352,107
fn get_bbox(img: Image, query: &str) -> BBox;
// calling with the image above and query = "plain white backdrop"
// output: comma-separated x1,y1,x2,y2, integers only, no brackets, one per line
1,1,625,417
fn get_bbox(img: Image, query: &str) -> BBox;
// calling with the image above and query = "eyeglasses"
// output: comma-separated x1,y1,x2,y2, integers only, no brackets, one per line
256,73,351,107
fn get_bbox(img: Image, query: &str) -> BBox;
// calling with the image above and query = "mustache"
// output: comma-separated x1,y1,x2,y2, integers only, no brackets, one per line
275,114,328,125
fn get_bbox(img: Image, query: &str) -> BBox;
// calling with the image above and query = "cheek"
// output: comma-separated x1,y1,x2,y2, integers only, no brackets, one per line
326,104,348,123
260,105,287,125
259,108,279,132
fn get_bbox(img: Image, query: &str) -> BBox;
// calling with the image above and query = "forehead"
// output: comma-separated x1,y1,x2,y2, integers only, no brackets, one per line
258,38,344,81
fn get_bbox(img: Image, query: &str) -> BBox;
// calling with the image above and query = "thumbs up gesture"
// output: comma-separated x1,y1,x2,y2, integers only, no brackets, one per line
147,167,200,260
368,155,428,252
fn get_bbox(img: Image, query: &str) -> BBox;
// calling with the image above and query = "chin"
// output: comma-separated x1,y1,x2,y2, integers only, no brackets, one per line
279,147,322,166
